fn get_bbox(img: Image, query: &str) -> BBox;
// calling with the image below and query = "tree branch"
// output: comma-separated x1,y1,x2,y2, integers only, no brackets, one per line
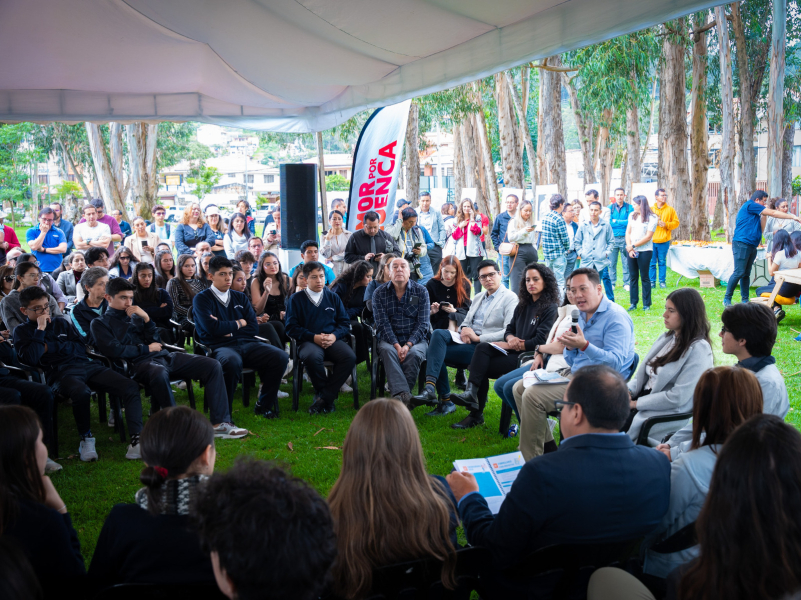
530,63,581,73
691,19,717,37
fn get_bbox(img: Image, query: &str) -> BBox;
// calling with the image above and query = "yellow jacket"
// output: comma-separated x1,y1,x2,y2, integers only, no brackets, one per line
651,203,679,244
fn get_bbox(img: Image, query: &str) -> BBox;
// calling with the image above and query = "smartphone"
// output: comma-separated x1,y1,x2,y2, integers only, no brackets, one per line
413,242,423,249
140,240,148,249
440,302,452,308
373,253,384,260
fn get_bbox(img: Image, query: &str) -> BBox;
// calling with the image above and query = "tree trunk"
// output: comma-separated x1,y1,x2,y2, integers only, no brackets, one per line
625,98,641,198
472,83,501,217
766,0,786,198
716,6,736,238
453,123,464,206
563,73,596,185
537,65,548,184
461,116,489,217
596,109,613,202
506,73,539,218
620,149,629,196
472,113,491,216
107,123,129,216
541,56,567,197
689,15,711,241
86,123,126,216
126,122,158,221
495,72,524,187
782,122,795,203
316,131,329,230
640,79,658,169
519,65,530,158
404,102,420,207
659,23,693,240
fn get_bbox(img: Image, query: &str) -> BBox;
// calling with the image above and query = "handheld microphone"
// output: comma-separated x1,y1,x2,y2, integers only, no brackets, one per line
571,309,580,334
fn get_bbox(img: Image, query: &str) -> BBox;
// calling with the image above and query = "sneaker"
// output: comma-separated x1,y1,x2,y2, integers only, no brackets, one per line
283,359,293,378
340,382,353,393
107,411,115,428
624,285,630,292
548,418,558,434
723,299,732,308
775,307,786,324
643,306,651,311
213,422,249,439
79,437,98,462
45,457,63,472
660,282,667,289
174,381,187,390
627,305,638,312
125,441,142,460
303,372,312,383
308,396,326,415
277,390,289,399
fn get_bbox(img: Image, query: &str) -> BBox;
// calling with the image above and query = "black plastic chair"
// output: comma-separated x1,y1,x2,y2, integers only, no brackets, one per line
498,350,537,436
93,582,226,600
649,521,697,555
289,334,359,411
635,412,693,447
366,546,491,600
492,538,642,600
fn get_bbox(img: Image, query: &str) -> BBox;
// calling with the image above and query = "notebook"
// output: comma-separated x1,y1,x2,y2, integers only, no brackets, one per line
452,451,525,514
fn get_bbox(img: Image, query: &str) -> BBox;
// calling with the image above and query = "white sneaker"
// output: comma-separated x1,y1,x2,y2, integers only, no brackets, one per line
283,359,294,378
213,422,249,439
303,372,311,383
548,418,558,435
79,437,98,462
346,375,353,386
174,381,187,390
340,382,353,393
107,411,115,428
45,457,63,472
125,442,142,460
624,285,630,292
277,390,289,398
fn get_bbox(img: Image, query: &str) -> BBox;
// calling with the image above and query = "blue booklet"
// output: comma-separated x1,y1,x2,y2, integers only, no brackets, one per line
452,451,525,514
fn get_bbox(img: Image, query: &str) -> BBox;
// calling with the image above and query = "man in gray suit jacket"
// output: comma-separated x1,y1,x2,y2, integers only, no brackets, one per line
412,260,517,428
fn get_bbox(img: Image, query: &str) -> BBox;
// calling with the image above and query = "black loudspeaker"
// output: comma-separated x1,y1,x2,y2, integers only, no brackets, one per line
280,163,318,250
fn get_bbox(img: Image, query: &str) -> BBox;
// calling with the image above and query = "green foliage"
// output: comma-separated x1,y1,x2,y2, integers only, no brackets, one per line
0,123,49,217
325,174,350,191
53,180,83,201
157,122,211,170
186,164,221,200
793,175,801,197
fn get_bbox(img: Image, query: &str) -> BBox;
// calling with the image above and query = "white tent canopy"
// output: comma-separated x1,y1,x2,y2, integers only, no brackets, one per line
1,0,722,132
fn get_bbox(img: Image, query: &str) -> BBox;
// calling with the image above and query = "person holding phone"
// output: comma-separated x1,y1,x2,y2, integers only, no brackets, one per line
124,216,161,264
506,200,539,293
388,207,434,283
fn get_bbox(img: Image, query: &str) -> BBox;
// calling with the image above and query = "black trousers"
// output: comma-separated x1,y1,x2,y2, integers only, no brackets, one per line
258,322,283,348
298,340,356,404
132,353,231,424
350,320,371,364
627,250,653,308
467,343,523,413
0,376,54,447
428,245,443,277
56,361,143,437
213,341,289,412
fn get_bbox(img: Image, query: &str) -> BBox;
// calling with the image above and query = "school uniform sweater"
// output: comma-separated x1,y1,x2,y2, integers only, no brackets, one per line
91,308,169,366
285,288,351,343
192,287,259,349
13,316,92,377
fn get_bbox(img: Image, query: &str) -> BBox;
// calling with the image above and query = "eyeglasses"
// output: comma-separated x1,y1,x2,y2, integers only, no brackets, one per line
25,305,49,314
720,326,728,334
478,272,499,281
119,256,131,260
23,272,41,280
154,212,166,216
2,276,13,282
553,400,577,412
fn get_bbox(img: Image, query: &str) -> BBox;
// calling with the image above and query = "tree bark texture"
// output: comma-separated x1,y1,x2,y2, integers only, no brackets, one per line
536,66,548,184
596,109,613,202
541,56,567,197
563,73,596,185
766,0,786,198
519,65,530,158
453,123,463,207
782,122,795,203
506,73,539,219
716,6,736,238
126,122,158,221
108,123,130,218
316,131,329,230
495,72,524,188
86,123,127,218
472,84,501,217
625,99,641,198
460,115,491,219
404,102,420,207
659,25,693,240
690,15,711,241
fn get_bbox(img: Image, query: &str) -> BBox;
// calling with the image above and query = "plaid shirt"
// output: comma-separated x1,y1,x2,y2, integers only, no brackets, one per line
372,279,430,347
540,210,570,260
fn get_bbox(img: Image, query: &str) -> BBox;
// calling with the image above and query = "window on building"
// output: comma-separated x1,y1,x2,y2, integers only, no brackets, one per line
325,170,334,176
446,167,454,177
247,174,254,183
264,174,274,183
228,173,235,178
793,145,801,168
38,175,49,184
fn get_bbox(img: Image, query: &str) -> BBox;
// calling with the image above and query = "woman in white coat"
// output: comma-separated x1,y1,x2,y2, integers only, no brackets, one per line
626,287,714,444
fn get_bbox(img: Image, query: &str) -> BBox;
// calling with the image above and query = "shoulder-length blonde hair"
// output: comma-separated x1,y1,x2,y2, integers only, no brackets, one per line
180,203,205,226
328,398,456,599
514,200,535,230
455,198,475,224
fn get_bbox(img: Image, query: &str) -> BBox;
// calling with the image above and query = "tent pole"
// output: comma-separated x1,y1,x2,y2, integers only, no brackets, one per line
316,131,329,231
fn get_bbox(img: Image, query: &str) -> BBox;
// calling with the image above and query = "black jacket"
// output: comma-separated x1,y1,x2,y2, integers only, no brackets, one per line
69,297,108,346
91,308,169,366
13,316,90,376
503,300,558,351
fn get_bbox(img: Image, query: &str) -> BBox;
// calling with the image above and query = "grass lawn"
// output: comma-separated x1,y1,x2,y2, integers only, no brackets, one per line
11,227,801,561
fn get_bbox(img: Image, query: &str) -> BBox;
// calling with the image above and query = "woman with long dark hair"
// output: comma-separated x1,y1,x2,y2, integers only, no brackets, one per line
450,262,559,428
625,287,714,441
364,252,399,302
331,260,373,363
625,195,658,311
224,212,251,259
0,406,86,597
641,366,763,579
153,249,176,289
166,255,206,324
328,398,457,599
251,251,290,346
426,255,472,332
55,252,86,303
88,406,216,592
108,246,138,280
764,197,801,251
321,210,352,276
196,251,214,289
755,228,801,320
132,262,174,336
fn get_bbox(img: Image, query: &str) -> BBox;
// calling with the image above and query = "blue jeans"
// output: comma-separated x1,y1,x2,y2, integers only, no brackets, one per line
724,241,759,303
425,329,479,398
600,267,615,302
565,251,577,280
501,255,511,288
649,241,670,286
494,365,529,422
609,236,630,286
544,254,568,298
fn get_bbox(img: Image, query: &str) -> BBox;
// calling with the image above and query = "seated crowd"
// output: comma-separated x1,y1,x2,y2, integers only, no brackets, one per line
1,199,799,600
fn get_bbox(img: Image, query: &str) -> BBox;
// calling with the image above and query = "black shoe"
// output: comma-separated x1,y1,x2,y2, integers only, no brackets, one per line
426,401,456,416
410,385,438,409
643,306,651,311
627,305,638,312
255,400,277,419
393,392,413,408
775,308,786,324
308,396,326,415
543,440,558,454
451,383,479,411
322,403,336,414
451,413,485,429
454,369,467,391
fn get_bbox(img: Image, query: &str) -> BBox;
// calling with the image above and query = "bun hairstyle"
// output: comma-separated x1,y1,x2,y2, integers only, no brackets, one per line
139,406,214,515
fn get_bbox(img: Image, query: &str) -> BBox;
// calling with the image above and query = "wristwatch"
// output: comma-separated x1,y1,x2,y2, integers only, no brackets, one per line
534,345,541,356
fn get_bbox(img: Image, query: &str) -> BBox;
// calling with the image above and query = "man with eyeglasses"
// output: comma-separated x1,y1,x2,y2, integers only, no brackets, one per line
16,253,68,311
1,261,64,334
371,257,431,406
49,202,74,254
413,260,517,428
446,365,669,590
512,268,635,460
26,207,67,274
148,205,173,249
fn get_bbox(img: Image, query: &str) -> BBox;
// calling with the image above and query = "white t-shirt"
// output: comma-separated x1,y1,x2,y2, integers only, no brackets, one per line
151,223,172,248
772,250,801,271
74,221,111,245
628,214,659,252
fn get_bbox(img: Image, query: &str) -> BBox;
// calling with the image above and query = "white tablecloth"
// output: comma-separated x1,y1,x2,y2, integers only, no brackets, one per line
666,245,769,287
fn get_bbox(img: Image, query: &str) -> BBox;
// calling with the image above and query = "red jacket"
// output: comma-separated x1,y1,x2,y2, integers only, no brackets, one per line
3,225,21,250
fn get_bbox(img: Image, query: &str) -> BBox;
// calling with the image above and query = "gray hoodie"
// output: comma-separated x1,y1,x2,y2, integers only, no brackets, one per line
642,444,719,578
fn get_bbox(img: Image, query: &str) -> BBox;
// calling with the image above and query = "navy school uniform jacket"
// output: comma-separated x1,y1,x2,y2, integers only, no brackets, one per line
285,288,351,343
91,308,170,366
13,316,91,378
192,287,259,349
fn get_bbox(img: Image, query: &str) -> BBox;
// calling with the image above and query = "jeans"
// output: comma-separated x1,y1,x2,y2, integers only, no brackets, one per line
428,245,443,279
544,254,568,298
609,236,630,286
493,365,529,422
425,329,479,399
627,251,653,308
564,251,578,280
649,241,670,286
599,267,615,302
724,241,759,303
378,340,427,395
213,341,289,413
298,340,356,405
501,255,511,289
